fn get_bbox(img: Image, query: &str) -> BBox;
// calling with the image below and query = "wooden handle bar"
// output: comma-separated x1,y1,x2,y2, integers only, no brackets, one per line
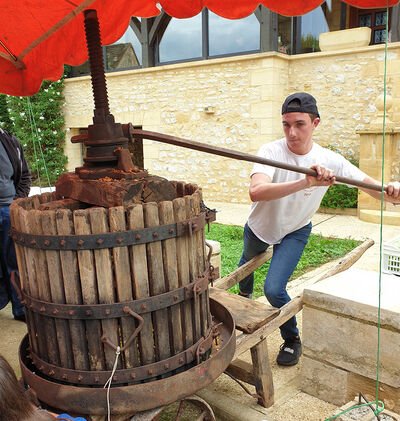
132,129,387,193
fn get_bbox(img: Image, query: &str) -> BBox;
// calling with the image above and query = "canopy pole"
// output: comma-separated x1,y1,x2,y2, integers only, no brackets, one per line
132,128,387,193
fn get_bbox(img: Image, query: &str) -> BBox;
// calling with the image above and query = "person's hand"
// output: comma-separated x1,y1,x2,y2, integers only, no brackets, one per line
385,181,400,203
306,165,336,187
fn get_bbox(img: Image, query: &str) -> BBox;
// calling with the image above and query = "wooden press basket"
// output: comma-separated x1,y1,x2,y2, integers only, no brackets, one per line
10,181,216,387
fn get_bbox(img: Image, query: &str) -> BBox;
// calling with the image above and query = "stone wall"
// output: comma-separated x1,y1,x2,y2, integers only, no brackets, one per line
63,42,400,204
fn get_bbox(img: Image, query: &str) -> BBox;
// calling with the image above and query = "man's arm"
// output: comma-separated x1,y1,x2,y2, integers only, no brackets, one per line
15,141,31,198
249,165,336,202
359,175,400,204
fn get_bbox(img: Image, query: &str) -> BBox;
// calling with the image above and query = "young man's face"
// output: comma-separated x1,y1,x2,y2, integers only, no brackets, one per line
282,112,320,155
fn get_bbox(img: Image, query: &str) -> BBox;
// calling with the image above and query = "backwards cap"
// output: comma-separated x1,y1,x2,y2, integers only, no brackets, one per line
281,92,320,118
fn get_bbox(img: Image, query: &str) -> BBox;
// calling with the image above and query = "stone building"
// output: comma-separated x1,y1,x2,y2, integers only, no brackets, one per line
63,2,400,211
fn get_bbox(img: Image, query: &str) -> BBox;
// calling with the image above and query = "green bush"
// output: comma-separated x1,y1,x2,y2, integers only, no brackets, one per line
320,184,359,209
321,146,360,209
0,74,67,186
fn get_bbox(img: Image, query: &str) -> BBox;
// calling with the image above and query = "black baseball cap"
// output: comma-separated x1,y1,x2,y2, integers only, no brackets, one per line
281,92,320,118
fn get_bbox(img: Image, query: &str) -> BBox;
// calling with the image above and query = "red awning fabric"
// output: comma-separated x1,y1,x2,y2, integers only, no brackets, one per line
0,0,398,96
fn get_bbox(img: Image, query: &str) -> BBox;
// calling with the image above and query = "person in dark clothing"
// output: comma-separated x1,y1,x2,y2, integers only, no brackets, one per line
0,128,31,321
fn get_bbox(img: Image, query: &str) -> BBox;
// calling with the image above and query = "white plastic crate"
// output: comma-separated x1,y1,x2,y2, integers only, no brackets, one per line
383,235,400,275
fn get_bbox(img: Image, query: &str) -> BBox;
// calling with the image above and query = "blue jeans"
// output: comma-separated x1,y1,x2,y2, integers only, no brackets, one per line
238,222,312,340
0,205,24,317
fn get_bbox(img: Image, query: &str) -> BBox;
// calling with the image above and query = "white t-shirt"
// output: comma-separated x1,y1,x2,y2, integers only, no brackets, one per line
248,138,366,245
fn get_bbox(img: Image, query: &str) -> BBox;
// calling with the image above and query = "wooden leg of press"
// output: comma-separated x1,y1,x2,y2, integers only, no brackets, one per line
250,338,274,407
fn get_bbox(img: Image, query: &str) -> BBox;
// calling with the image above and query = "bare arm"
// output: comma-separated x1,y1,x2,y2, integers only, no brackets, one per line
249,165,336,202
359,175,400,204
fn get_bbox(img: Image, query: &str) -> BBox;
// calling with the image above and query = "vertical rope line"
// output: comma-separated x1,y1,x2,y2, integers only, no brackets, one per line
375,0,389,411
21,72,52,189
25,97,42,188
25,96,52,188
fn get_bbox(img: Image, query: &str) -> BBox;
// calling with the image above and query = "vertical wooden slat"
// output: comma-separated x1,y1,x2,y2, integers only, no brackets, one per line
73,209,105,371
41,210,73,369
108,206,138,368
193,189,209,336
143,202,171,361
89,207,120,370
56,209,90,370
127,204,155,365
10,205,38,355
185,189,201,343
158,200,184,355
173,188,193,348
27,209,60,365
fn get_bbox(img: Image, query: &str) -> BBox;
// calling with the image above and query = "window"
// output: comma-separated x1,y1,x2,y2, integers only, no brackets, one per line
292,0,343,54
208,11,260,56
105,25,142,70
158,14,202,63
157,9,261,64
350,7,391,45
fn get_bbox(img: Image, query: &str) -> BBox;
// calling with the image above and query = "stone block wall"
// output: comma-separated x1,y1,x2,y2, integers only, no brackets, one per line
63,42,400,204
301,269,400,412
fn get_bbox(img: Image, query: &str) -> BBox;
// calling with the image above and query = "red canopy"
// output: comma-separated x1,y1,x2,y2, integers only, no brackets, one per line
0,0,398,96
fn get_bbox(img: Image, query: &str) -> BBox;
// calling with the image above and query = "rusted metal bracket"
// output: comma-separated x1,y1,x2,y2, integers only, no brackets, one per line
10,211,206,250
102,307,144,352
28,323,219,385
20,271,211,319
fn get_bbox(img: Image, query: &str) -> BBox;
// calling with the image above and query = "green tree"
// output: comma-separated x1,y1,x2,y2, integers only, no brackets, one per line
0,94,12,131
3,77,67,186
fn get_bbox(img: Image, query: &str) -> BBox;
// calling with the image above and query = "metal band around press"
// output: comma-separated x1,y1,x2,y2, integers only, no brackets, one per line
21,272,211,319
10,212,206,250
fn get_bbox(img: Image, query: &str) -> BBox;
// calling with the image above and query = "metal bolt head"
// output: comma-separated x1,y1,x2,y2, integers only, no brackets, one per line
77,239,84,246
30,239,36,246
153,232,158,238
39,306,45,312
53,309,59,315
69,310,75,316
49,370,55,376
105,309,111,315
85,310,92,316
116,237,123,244
141,303,146,310
60,239,66,247
130,373,136,379
135,234,141,240
169,228,174,234
164,364,169,370
44,240,50,247
96,238,103,245
77,375,83,382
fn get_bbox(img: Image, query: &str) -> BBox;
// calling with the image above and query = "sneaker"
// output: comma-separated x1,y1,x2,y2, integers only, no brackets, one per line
238,291,252,299
276,337,302,366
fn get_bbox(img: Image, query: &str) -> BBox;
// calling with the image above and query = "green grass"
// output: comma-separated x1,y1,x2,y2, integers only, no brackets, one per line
205,223,361,299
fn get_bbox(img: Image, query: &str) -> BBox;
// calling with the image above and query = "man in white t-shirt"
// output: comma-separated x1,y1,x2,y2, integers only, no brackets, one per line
238,92,400,366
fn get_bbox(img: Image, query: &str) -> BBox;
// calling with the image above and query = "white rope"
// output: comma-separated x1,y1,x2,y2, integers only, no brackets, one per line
103,346,121,421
